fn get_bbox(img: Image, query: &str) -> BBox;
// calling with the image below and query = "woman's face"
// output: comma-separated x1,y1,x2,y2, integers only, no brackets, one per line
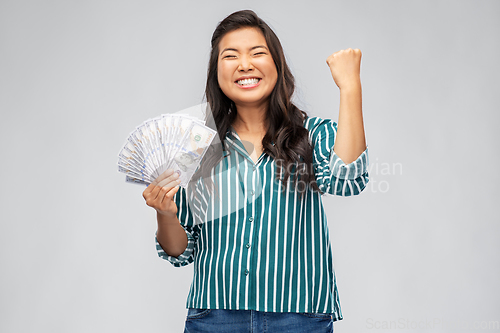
217,27,278,110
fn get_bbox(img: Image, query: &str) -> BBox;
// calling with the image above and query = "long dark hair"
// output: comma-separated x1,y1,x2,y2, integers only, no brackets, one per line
191,9,320,194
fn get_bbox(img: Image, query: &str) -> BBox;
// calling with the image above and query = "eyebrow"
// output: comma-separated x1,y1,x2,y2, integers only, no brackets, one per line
220,45,269,56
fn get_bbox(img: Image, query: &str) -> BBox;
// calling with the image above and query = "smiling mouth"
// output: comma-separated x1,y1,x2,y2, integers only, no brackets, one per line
236,78,261,86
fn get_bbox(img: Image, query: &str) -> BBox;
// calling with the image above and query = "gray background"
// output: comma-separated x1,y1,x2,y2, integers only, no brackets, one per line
1,0,499,332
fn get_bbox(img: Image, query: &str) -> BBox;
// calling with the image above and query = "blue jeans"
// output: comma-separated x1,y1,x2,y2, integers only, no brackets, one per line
184,308,334,333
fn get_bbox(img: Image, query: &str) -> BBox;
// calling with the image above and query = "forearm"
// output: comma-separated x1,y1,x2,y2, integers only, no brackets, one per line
156,213,188,257
333,80,366,164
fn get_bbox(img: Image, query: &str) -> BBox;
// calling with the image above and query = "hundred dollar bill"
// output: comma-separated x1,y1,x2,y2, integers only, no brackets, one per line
136,122,161,178
149,117,172,177
146,118,161,171
125,175,150,186
118,147,155,182
170,122,216,187
153,115,176,178
118,164,153,184
120,139,157,178
161,114,173,166
117,143,154,178
127,128,154,175
166,115,192,169
154,116,167,171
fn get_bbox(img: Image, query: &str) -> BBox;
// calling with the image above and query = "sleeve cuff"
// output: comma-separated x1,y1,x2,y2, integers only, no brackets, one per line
329,146,369,180
155,227,195,267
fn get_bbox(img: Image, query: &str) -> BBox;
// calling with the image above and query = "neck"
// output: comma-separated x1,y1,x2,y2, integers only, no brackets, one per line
232,104,268,134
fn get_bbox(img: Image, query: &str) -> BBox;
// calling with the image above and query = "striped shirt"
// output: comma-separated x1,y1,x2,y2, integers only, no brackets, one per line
155,116,369,320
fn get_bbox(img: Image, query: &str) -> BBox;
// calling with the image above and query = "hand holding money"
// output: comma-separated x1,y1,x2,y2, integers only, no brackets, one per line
146,169,189,257
142,169,181,218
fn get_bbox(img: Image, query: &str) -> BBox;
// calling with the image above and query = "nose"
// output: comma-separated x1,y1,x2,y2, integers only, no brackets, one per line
238,55,254,72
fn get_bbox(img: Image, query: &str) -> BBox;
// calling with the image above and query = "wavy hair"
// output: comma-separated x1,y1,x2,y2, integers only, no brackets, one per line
191,9,320,194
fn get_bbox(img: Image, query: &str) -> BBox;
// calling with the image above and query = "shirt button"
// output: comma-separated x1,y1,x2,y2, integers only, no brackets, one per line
248,216,254,222
246,243,251,249
253,166,256,171
250,190,255,195
244,269,249,275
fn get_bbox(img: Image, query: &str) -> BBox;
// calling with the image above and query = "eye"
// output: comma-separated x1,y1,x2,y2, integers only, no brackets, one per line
254,52,266,56
223,55,236,59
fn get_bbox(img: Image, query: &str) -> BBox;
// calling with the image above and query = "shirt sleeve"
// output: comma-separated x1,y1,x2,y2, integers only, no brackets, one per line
306,117,369,196
155,186,198,267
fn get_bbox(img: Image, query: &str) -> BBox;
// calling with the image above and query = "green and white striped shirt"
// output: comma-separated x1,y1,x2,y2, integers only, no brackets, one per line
156,116,369,321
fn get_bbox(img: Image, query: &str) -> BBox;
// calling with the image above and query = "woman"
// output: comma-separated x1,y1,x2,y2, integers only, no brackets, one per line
142,9,369,333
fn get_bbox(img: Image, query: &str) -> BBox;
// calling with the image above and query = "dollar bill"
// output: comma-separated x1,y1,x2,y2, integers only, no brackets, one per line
118,114,216,187
170,122,216,187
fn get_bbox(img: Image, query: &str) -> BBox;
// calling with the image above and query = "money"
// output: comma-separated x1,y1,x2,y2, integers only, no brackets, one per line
117,114,216,187
170,122,217,187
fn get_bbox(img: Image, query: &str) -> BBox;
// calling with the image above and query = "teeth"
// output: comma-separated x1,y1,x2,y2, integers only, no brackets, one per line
237,78,260,85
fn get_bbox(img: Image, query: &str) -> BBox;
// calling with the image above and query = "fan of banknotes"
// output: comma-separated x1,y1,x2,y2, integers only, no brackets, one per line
117,114,217,187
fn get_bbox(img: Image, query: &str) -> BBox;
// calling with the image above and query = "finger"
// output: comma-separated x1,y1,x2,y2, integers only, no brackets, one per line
143,183,153,198
155,185,171,204
151,168,175,186
161,184,181,204
149,183,167,202
143,180,160,199
151,168,174,186
142,183,162,206
156,171,180,189
148,177,175,202
157,178,181,196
